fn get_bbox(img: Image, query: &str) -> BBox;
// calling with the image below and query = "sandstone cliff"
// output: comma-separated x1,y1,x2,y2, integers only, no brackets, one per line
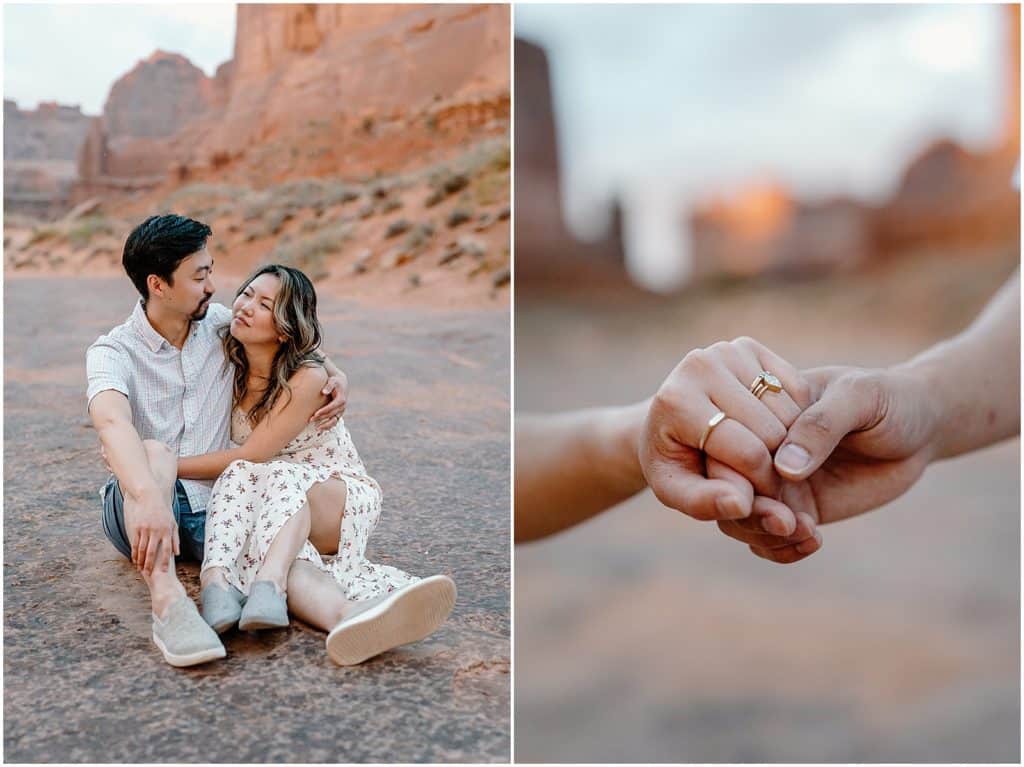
171,3,510,185
4,99,92,217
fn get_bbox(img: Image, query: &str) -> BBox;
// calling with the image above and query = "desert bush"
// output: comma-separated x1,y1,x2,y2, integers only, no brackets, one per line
163,183,246,210
385,219,412,239
267,220,353,281
404,222,436,252
446,207,473,228
381,198,404,214
67,216,114,249
26,226,61,247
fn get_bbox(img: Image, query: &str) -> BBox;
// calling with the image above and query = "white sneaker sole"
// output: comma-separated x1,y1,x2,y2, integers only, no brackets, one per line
152,632,227,668
325,575,456,666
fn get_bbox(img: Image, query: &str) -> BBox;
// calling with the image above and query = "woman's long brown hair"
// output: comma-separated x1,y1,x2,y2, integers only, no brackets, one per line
223,264,325,424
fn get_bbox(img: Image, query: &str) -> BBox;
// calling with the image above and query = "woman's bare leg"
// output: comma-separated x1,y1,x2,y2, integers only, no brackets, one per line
285,559,356,631
253,503,312,594
199,566,231,590
306,479,347,555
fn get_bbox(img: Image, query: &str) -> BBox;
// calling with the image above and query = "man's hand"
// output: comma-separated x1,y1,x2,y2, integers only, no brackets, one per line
310,371,348,430
126,487,180,574
716,366,940,563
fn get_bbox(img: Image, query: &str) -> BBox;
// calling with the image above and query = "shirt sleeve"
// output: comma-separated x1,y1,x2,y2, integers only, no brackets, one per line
207,301,232,327
86,336,130,409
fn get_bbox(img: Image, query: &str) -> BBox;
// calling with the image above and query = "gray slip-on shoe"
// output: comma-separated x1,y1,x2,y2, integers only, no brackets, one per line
325,574,456,666
152,597,227,668
238,581,289,631
200,583,245,634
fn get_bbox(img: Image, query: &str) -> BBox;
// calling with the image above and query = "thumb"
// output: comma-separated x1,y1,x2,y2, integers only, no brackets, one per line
775,374,878,480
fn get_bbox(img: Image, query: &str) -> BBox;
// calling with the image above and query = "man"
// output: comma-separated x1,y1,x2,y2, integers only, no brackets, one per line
87,214,348,667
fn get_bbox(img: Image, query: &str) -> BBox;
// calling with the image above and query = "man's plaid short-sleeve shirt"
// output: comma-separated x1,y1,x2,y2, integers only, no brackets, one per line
86,300,234,512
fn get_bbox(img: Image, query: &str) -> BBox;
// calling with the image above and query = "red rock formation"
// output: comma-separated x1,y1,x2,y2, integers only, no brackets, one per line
690,186,871,279
513,38,628,292
71,4,510,200
874,140,1019,253
174,3,510,184
4,99,92,217
103,50,218,140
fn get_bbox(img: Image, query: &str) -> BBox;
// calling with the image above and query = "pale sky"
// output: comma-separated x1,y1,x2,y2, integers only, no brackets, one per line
4,3,236,115
515,4,1009,289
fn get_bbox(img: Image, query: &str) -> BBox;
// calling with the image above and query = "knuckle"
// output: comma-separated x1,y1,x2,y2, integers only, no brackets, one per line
763,421,788,451
652,383,684,415
680,347,710,373
843,370,883,410
735,441,770,475
789,376,813,408
799,408,833,439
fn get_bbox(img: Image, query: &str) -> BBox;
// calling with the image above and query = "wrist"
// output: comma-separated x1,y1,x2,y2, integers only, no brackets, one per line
891,352,951,461
590,400,649,497
123,482,164,505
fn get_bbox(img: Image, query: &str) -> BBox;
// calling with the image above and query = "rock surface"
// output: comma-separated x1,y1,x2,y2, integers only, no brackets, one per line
3,100,91,218
3,277,510,763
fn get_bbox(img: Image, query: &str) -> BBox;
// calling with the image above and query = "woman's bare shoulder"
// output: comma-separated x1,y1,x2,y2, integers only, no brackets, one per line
288,363,329,397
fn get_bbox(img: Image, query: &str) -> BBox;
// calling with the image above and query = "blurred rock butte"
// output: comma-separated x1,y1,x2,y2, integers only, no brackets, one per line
72,3,510,199
513,38,631,293
4,100,91,218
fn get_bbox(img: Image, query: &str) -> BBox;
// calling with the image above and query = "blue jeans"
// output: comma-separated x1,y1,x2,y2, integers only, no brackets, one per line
101,478,206,562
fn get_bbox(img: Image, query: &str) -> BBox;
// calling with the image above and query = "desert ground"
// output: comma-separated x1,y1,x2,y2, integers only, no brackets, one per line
514,246,1020,763
4,275,510,763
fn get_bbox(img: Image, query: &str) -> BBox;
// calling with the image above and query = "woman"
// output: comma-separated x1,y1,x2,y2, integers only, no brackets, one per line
177,264,456,665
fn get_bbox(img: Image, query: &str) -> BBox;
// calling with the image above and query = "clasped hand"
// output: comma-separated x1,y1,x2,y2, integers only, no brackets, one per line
640,337,939,563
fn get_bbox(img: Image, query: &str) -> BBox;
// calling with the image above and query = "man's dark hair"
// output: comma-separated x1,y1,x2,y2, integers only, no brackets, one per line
122,214,212,300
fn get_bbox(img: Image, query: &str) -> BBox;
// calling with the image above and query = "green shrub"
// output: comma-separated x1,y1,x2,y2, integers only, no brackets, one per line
67,216,114,249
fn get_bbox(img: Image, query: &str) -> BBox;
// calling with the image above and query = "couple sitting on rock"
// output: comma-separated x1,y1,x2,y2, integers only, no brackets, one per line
87,214,456,667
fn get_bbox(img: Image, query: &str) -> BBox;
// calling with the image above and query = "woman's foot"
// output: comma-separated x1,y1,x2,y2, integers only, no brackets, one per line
325,575,457,666
238,581,289,631
200,582,245,634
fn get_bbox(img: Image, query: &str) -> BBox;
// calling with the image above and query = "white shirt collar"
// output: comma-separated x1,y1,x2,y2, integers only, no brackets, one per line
130,300,170,354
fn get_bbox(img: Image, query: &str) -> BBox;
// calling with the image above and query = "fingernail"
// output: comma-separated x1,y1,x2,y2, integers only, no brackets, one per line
776,443,810,474
762,515,785,535
715,496,745,519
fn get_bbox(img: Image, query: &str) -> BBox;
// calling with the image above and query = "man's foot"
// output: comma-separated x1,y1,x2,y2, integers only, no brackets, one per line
238,581,289,631
151,597,226,667
200,582,245,634
325,575,457,666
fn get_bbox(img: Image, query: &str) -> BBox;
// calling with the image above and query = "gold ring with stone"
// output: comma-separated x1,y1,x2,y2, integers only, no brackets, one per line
699,411,727,451
749,371,783,400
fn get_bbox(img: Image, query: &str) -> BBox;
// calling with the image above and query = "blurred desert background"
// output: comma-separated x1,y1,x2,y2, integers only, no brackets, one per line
515,4,1019,763
4,4,510,762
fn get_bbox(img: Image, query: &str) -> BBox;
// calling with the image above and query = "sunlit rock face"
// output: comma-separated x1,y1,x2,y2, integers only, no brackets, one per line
690,185,872,280
72,3,509,202
184,3,510,184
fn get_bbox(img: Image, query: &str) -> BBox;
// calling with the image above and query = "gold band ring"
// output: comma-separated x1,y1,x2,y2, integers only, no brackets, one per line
699,411,727,451
749,371,783,400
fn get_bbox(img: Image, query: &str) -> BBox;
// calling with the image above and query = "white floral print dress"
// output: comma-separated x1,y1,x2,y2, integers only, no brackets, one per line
201,409,418,601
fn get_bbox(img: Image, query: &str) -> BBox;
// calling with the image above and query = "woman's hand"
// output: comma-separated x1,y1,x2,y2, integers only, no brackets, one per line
639,336,814,535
